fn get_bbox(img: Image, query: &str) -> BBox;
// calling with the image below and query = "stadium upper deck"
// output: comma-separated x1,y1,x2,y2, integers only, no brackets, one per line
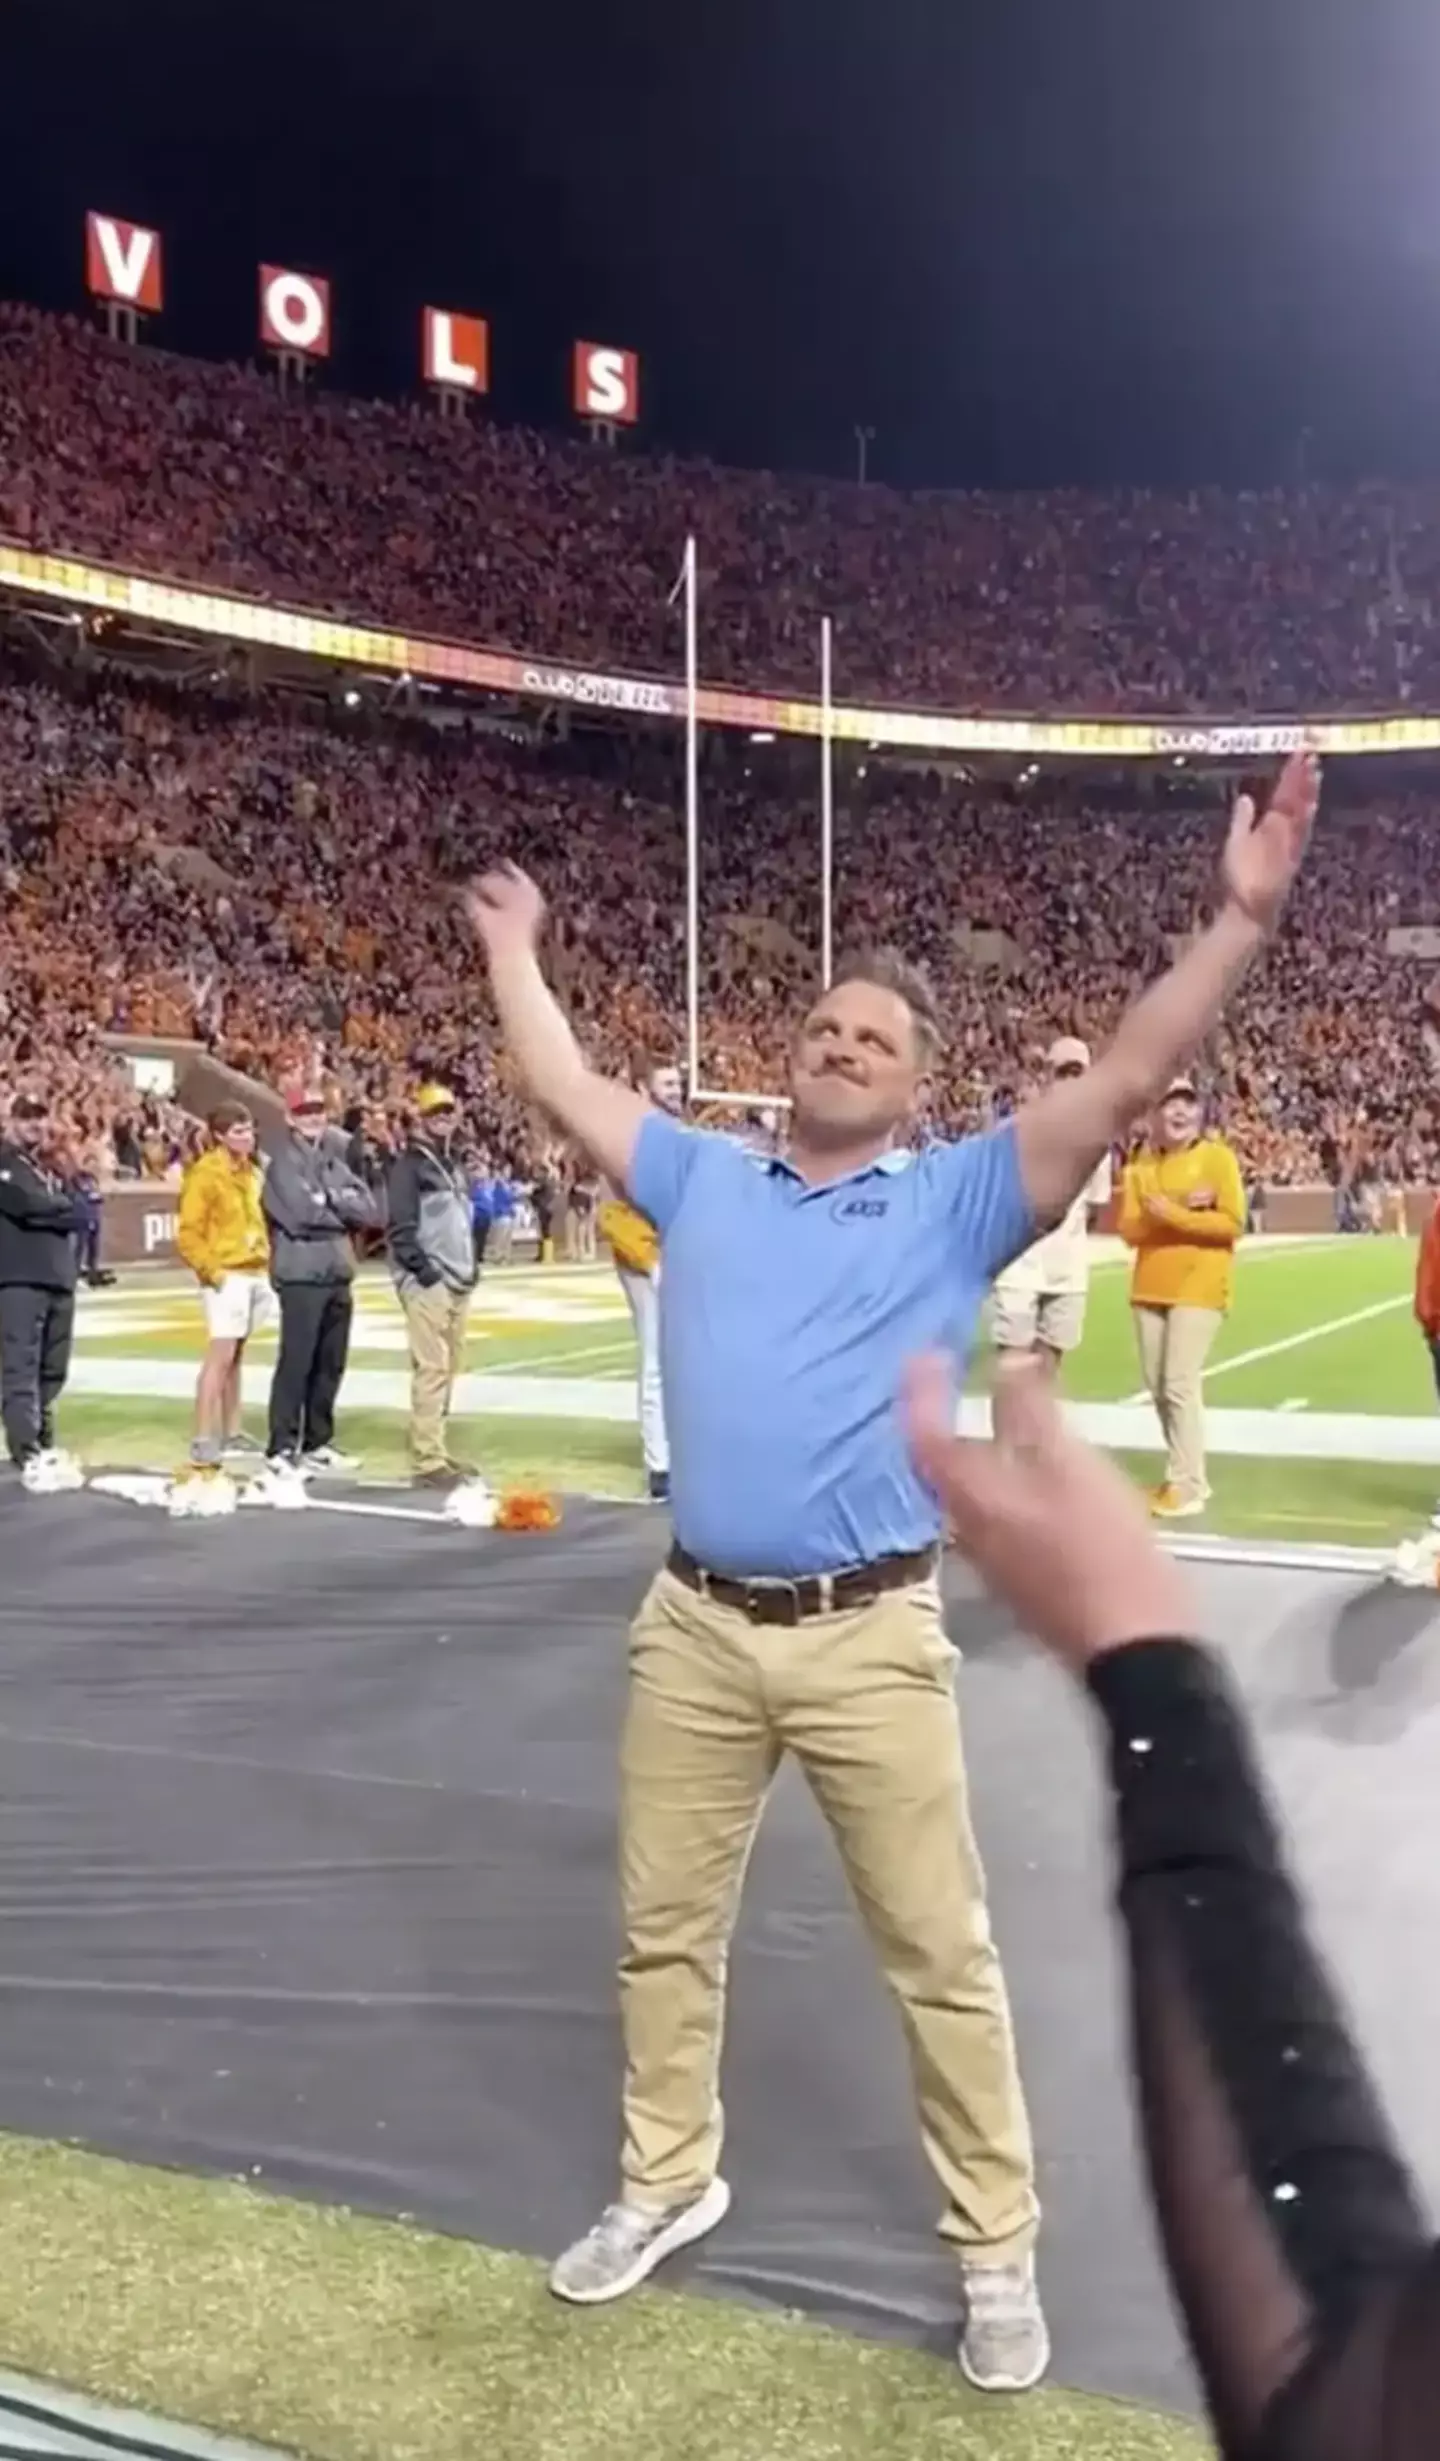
3,297,1440,729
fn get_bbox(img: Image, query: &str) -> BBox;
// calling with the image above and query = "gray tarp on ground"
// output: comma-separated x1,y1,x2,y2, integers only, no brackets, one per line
0,1483,1438,2423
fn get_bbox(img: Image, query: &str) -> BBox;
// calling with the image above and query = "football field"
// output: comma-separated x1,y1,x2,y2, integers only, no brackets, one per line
56,1233,1440,1546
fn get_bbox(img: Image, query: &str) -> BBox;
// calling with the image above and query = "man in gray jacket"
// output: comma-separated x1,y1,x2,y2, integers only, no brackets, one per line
385,1081,479,1486
264,1089,378,1472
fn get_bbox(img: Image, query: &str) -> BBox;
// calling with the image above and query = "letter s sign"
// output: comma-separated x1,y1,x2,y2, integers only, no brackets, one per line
572,342,639,425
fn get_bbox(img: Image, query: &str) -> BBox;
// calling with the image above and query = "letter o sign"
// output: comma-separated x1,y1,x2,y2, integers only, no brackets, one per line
259,265,332,359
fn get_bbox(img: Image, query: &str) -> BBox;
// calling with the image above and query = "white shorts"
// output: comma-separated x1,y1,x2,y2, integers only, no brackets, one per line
202,1272,275,1345
991,1286,1087,1357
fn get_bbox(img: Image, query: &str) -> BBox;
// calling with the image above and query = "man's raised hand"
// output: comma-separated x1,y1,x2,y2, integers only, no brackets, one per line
1222,749,1320,935
904,1354,1192,1671
465,863,546,958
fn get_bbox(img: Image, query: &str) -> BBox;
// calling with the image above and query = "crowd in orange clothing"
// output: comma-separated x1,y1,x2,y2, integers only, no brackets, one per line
2,653,1438,1191
3,299,1440,718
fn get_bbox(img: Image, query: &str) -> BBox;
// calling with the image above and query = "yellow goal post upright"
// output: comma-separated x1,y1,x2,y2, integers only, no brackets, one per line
677,538,833,1125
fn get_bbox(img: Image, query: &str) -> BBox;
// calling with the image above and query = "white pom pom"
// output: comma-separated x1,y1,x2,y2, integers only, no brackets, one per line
444,1479,497,1529
169,1469,239,1520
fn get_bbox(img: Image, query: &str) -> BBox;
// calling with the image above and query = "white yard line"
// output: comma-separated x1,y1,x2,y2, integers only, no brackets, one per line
507,1336,637,1379
63,1354,1440,1463
1119,1295,1410,1406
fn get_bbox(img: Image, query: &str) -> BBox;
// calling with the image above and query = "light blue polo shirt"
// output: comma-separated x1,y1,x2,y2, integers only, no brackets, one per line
628,1113,1035,1578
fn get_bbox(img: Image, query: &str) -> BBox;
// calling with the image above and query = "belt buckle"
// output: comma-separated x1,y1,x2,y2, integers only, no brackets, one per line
746,1578,801,1626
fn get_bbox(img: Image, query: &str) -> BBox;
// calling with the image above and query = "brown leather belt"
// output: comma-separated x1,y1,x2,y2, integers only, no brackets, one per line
666,1540,938,1627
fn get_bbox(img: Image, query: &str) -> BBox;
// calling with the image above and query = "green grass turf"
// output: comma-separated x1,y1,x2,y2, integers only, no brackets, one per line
75,1239,1429,1408
53,1397,1439,1545
0,2136,1204,2461
1065,1238,1420,1407
1110,1451,1435,1542
56,1396,647,1495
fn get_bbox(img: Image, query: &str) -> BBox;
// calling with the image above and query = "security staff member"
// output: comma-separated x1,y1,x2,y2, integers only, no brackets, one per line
264,1088,378,1471
0,1094,83,1475
466,749,1318,2399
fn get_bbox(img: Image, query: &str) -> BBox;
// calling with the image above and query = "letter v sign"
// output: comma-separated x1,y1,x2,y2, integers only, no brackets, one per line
85,213,163,312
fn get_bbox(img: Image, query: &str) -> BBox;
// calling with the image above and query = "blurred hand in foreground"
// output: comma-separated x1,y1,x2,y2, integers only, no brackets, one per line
905,1354,1193,1671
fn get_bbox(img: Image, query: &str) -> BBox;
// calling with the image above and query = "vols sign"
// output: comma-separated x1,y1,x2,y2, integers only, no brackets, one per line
85,212,163,313
422,308,489,392
259,265,331,358
573,341,639,425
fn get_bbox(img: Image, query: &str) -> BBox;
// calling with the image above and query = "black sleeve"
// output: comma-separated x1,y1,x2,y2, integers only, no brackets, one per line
385,1153,438,1284
1086,1639,1440,2461
322,1160,380,1231
0,1177,80,1230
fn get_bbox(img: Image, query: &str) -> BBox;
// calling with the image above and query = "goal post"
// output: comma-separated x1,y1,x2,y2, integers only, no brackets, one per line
678,536,834,1107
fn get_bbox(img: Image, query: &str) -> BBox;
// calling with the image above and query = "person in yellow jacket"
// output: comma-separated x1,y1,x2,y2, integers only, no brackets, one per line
598,1062,683,1502
1117,1077,1245,1520
175,1102,272,1470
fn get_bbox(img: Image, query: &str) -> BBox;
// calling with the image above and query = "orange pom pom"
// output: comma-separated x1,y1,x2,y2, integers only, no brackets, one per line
496,1489,562,1533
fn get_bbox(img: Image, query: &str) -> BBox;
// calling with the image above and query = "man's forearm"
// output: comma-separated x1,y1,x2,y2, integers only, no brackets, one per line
1100,902,1262,1115
484,943,649,1185
1017,902,1264,1219
487,947,588,1114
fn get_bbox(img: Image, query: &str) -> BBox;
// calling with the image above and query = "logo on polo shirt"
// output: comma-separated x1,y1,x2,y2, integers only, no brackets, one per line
831,1195,889,1222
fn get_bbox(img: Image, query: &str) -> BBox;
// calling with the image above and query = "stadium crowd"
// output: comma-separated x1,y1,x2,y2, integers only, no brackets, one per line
1,299,1437,717
1,655,1436,1193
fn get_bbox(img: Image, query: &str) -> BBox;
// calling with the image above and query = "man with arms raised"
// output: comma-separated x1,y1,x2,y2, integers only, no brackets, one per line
466,753,1318,2398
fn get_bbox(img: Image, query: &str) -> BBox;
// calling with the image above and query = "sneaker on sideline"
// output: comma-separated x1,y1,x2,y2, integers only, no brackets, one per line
1149,1484,1205,1520
959,2255,1050,2393
549,2178,731,2306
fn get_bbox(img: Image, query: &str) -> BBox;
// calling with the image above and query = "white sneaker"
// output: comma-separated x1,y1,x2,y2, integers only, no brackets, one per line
246,1461,310,1512
549,2178,731,2305
959,2254,1051,2393
302,1446,360,1475
21,1448,84,1496
1392,1530,1440,1588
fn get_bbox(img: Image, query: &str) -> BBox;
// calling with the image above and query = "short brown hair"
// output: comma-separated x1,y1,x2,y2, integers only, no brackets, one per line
209,1101,252,1139
828,948,942,1067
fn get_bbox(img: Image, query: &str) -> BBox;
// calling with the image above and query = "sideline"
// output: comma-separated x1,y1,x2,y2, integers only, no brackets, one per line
61,1354,1440,1464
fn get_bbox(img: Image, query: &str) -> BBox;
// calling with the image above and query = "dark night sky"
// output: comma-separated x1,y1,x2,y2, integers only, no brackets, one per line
5,0,1440,491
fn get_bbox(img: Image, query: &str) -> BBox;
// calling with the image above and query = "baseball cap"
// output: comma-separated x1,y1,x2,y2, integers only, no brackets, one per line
1046,1036,1091,1072
286,1087,326,1118
415,1081,458,1117
1164,1075,1200,1101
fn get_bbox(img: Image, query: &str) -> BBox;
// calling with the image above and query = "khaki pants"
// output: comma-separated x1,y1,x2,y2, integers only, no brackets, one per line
1133,1303,1222,1499
401,1283,471,1473
618,1567,1038,2262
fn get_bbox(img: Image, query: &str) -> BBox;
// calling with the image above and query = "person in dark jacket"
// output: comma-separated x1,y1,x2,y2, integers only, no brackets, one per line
386,1083,479,1487
263,1089,378,1472
0,1093,85,1481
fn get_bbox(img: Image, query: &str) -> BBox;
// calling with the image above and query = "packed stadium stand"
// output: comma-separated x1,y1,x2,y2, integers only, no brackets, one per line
1,649,1437,1191
3,298,1440,1198
2,297,1438,716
